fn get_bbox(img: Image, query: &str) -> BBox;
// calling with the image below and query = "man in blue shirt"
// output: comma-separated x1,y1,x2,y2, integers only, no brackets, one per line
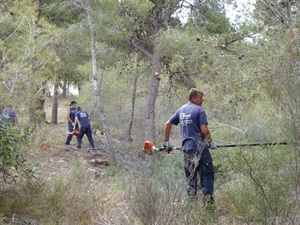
164,88,217,205
74,107,97,151
1,105,19,126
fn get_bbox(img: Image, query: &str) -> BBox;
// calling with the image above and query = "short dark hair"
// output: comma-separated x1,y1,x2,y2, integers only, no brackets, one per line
76,106,81,111
188,88,203,101
70,101,76,106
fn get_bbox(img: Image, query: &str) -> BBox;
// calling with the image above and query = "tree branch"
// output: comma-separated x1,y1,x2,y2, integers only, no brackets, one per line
131,36,153,59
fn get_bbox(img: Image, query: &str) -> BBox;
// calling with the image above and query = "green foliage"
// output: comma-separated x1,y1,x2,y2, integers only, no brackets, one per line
188,0,233,34
119,0,153,20
216,145,298,223
254,0,299,29
1,0,300,223
0,124,32,182
38,0,84,27
0,0,62,120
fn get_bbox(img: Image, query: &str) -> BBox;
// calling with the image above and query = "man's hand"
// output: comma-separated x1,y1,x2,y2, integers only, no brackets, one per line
209,140,217,150
164,140,174,153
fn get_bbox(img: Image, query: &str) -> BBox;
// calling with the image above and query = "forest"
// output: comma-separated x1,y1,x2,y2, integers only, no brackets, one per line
0,0,299,224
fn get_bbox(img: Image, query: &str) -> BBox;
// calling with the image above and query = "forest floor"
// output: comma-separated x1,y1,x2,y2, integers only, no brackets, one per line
2,98,233,224
24,98,144,186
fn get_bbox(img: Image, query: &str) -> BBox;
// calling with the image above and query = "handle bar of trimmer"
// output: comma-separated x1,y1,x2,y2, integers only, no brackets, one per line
217,142,288,148
150,146,181,154
143,141,181,155
143,141,289,155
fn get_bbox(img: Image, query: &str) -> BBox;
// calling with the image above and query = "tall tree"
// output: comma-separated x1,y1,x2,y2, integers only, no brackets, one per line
51,44,62,124
69,0,117,163
38,0,87,121
87,5,116,164
104,0,238,142
0,0,59,125
100,0,186,142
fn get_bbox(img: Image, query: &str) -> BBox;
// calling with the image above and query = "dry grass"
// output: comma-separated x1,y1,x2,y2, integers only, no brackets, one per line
3,98,297,224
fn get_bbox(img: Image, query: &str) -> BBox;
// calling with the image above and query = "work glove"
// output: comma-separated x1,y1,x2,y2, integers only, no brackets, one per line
208,140,217,150
164,140,174,153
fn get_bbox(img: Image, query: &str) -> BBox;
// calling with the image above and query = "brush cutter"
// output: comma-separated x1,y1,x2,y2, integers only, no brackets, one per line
67,126,80,136
143,140,289,155
67,130,80,136
143,140,181,155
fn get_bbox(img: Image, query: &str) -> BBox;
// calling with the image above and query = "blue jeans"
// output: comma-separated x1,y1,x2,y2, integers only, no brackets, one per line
77,125,95,148
184,144,214,198
65,122,79,145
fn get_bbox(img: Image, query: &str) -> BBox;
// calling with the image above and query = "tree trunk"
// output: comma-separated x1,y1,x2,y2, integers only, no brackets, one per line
51,46,61,124
87,10,116,164
51,79,59,124
62,80,67,98
28,62,46,125
127,54,143,142
29,94,46,125
144,45,162,143
127,1,180,142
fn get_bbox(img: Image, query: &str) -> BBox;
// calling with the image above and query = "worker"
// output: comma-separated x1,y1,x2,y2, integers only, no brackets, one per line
164,88,217,205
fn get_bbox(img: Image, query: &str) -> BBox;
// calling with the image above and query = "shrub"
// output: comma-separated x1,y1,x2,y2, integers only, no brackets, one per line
0,125,32,183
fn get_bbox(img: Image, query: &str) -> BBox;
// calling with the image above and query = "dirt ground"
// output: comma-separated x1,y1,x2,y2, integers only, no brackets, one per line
24,98,141,181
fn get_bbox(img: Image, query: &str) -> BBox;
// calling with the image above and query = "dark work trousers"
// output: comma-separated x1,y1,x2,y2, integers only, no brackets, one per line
77,125,95,149
184,145,214,198
65,122,79,145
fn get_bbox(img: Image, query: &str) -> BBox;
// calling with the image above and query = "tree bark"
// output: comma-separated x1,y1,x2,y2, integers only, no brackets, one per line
128,54,144,142
144,46,162,142
51,45,61,124
51,80,59,124
87,9,116,164
29,94,46,125
129,0,180,142
62,80,67,98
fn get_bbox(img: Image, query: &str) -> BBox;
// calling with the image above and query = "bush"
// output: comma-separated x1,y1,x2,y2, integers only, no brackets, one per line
0,124,32,183
217,145,299,224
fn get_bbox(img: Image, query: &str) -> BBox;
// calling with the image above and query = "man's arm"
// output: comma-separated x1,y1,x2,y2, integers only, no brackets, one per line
66,108,75,125
200,124,212,142
164,121,174,152
74,114,79,126
164,121,173,141
201,124,217,149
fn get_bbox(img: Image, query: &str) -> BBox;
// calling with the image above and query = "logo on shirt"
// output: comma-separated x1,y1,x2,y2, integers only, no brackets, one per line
180,113,192,125
80,112,88,118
